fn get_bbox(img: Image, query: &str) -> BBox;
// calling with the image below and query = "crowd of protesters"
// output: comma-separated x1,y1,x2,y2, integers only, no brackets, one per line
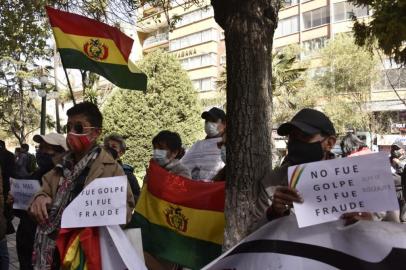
0,102,404,269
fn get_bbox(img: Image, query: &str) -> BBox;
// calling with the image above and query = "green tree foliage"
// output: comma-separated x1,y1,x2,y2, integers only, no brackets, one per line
0,0,51,143
103,50,203,174
349,0,406,65
272,46,311,124
315,33,380,134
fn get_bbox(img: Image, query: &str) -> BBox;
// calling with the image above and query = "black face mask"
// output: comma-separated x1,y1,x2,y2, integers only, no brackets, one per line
36,152,55,171
106,146,119,160
287,139,324,165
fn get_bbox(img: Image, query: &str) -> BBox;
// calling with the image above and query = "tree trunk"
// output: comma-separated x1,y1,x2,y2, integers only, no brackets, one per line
212,0,281,249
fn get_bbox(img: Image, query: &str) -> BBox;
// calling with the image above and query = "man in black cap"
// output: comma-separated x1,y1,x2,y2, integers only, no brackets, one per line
262,108,337,219
181,107,226,180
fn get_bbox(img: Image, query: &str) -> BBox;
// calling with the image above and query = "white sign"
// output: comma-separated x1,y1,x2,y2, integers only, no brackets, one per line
10,178,41,210
203,215,406,270
289,152,399,228
100,226,147,270
61,176,127,228
180,138,224,180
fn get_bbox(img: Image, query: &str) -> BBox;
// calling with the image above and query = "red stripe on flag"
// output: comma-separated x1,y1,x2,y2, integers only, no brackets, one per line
80,228,102,270
45,6,133,61
56,228,81,262
147,160,225,212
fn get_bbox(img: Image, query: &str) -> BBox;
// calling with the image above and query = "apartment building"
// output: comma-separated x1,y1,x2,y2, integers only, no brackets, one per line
136,0,225,105
135,0,406,124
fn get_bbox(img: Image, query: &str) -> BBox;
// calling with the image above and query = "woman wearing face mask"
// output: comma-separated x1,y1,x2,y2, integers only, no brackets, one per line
150,130,190,179
180,107,226,180
29,102,135,269
144,130,190,270
7,133,67,270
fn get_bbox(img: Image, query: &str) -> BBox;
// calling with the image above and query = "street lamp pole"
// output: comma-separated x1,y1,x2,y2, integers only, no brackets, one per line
40,92,46,135
39,70,48,135
54,46,61,133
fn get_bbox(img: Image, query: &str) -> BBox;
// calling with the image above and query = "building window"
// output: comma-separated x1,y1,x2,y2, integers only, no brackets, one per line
333,2,368,22
180,53,217,70
192,77,216,92
303,6,330,29
175,6,214,27
302,36,328,57
143,27,169,47
375,68,406,91
283,0,298,7
275,16,299,37
169,28,218,51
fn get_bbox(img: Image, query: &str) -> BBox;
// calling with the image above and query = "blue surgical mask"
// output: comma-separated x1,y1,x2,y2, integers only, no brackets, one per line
153,149,169,166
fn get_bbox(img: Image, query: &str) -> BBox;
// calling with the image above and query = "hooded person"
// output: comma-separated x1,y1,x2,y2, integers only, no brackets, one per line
180,107,226,181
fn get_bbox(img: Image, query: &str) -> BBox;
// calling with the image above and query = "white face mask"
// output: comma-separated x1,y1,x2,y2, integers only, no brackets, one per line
220,145,226,163
153,149,169,166
205,122,220,137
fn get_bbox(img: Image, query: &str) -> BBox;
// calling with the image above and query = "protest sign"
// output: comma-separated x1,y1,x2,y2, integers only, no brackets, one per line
203,215,406,270
61,176,127,228
10,178,41,210
100,225,147,270
180,137,224,180
289,152,398,228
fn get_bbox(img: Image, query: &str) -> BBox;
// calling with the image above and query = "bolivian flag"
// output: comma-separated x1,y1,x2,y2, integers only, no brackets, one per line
45,6,147,90
56,227,101,270
129,160,225,269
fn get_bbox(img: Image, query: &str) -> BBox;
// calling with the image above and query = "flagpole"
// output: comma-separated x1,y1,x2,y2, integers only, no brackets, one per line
62,65,76,105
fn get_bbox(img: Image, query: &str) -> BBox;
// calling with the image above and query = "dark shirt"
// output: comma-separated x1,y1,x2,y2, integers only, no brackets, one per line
121,162,140,202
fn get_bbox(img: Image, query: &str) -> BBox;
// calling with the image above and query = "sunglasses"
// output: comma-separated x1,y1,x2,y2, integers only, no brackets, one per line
66,123,97,134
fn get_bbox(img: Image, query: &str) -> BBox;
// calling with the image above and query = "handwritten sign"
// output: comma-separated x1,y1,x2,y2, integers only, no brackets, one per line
10,178,41,210
61,176,127,228
289,152,399,228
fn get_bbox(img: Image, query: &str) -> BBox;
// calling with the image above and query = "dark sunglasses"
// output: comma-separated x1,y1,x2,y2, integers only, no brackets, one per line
65,123,97,134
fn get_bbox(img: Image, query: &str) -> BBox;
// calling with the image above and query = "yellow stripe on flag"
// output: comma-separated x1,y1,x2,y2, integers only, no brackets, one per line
136,186,225,245
63,235,81,270
52,27,128,65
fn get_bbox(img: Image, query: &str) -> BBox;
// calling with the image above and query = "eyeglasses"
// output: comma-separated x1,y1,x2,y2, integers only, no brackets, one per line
66,123,97,134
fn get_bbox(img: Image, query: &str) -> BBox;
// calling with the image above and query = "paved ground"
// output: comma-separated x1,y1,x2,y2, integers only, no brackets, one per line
7,218,19,270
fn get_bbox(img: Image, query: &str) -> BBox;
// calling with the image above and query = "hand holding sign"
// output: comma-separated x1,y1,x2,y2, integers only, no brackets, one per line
289,152,399,228
271,186,303,217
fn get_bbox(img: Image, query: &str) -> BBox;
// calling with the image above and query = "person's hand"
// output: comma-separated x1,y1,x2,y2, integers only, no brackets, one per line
271,186,303,217
393,158,400,165
6,193,14,206
341,212,373,226
29,195,52,224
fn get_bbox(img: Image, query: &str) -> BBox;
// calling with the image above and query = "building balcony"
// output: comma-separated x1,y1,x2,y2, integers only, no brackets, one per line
143,33,169,49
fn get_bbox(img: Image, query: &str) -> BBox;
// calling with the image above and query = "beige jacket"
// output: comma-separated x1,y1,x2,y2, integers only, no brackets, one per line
36,148,135,222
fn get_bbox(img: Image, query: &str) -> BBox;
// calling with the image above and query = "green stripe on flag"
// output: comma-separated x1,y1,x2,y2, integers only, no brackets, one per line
59,48,147,90
128,212,222,270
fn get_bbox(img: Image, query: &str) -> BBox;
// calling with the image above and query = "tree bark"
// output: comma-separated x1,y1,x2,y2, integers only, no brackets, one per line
212,0,281,249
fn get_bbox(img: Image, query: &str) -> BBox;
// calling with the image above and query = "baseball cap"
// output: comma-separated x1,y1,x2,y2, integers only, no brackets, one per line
33,133,68,151
201,107,226,122
392,141,404,150
277,108,336,136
